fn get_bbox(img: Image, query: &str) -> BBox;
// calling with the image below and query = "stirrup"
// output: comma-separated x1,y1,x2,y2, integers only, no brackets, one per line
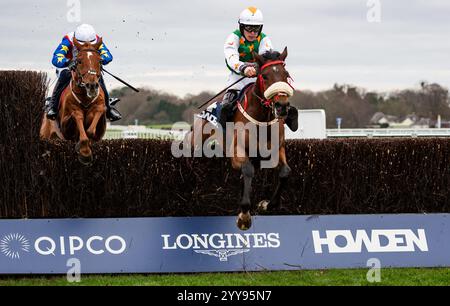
107,107,122,122
46,109,57,121
43,97,52,111
109,98,121,107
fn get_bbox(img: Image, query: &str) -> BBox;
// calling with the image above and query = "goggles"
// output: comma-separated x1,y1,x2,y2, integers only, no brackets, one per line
243,24,262,33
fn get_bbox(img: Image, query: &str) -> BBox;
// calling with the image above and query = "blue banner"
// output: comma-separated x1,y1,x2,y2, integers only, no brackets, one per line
0,214,448,274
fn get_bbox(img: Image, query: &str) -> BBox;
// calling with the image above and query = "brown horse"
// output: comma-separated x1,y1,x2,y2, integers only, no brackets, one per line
40,37,107,165
190,47,294,230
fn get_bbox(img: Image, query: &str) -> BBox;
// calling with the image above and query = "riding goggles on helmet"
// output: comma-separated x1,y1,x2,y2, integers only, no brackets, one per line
76,38,97,44
243,24,262,33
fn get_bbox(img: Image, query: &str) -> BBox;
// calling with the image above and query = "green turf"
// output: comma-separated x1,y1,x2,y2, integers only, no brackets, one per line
0,268,449,286
146,124,176,130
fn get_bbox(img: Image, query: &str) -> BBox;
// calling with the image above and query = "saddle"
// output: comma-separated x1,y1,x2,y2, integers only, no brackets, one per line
198,83,255,129
235,83,255,107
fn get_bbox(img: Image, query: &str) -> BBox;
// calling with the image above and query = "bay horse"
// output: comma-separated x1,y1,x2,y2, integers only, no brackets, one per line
40,37,107,165
190,47,294,230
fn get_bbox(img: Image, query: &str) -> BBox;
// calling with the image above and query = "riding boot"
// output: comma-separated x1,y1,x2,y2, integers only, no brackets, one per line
285,107,299,132
46,69,72,120
100,77,122,122
219,90,239,129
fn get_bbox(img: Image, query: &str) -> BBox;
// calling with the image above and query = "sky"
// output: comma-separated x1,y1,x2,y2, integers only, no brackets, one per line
1,0,450,97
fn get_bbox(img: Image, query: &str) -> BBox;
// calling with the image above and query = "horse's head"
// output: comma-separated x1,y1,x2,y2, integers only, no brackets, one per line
73,37,103,99
253,47,294,119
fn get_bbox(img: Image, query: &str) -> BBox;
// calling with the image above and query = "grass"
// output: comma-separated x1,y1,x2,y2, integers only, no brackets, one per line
0,268,448,286
146,124,176,130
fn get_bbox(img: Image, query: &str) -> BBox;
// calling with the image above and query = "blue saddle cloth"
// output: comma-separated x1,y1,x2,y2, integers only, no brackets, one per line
197,102,223,128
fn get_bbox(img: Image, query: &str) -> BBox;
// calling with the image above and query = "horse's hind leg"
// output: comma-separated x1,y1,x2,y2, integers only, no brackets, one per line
258,146,291,212
187,118,214,154
233,157,254,231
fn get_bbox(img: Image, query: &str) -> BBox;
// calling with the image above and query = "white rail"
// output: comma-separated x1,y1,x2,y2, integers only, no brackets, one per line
326,128,450,138
104,128,450,140
104,129,187,140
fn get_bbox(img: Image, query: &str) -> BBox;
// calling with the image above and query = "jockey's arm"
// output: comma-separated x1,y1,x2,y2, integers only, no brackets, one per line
259,36,274,55
98,41,113,65
224,33,246,75
52,37,72,69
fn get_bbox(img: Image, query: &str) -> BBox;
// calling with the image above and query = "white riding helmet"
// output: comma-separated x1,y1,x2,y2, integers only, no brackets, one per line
239,7,264,26
74,24,97,43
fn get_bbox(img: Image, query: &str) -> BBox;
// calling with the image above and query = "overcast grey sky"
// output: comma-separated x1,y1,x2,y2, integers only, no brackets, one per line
1,0,450,96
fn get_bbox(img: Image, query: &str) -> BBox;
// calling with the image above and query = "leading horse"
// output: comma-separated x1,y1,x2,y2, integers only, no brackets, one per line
40,37,107,165
190,47,294,230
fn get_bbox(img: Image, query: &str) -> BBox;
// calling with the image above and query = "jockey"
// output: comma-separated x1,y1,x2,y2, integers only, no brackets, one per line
220,7,298,131
46,24,122,122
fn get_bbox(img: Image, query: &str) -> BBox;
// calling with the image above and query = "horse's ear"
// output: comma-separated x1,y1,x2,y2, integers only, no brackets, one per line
280,47,288,61
73,37,83,50
253,51,265,66
93,37,103,50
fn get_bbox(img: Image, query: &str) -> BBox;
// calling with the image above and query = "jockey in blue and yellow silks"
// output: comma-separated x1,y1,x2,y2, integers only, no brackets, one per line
52,32,113,68
46,24,121,122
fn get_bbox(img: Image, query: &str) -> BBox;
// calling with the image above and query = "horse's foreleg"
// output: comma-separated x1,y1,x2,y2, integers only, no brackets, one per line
86,106,106,139
232,155,254,231
72,111,93,165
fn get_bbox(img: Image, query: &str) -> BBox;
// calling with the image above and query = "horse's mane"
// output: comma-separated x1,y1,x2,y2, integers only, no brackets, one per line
261,50,282,61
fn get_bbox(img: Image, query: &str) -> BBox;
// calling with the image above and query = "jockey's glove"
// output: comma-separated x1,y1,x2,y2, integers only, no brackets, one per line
240,63,258,77
67,60,77,71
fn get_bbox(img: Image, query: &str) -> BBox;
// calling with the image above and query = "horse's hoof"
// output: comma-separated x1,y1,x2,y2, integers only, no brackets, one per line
236,213,252,231
75,142,81,154
257,200,270,213
78,154,93,166
86,131,94,139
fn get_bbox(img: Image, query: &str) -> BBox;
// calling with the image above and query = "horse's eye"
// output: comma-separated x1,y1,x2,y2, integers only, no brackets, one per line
262,74,268,80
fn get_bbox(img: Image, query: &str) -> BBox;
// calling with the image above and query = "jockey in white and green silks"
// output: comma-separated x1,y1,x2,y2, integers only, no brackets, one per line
219,7,270,126
224,24,273,90
220,7,298,131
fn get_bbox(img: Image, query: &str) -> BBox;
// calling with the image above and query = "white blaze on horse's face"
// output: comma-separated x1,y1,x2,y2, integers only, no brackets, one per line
79,51,101,99
87,51,94,63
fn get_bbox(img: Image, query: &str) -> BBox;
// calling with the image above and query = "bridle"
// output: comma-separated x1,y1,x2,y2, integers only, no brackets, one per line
71,48,102,108
253,60,294,108
73,48,102,88
237,59,295,126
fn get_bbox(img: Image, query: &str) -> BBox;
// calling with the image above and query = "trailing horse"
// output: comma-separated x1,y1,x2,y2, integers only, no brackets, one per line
40,37,107,165
190,47,295,230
